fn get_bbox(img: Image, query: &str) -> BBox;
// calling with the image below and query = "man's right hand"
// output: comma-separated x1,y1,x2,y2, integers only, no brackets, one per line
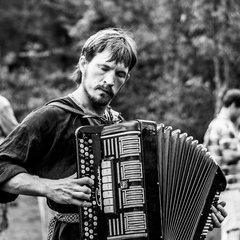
0,172,94,207
45,173,94,207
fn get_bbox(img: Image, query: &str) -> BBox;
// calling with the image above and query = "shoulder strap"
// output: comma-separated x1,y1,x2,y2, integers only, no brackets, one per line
47,102,85,116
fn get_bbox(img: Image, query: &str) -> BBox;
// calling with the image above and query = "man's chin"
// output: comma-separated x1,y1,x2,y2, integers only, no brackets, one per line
91,97,111,108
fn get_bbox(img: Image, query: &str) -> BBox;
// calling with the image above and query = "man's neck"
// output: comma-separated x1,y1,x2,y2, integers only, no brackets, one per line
70,90,106,117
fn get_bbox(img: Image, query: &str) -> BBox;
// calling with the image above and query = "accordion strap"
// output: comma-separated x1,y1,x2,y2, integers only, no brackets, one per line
47,102,85,116
47,213,80,240
47,101,116,125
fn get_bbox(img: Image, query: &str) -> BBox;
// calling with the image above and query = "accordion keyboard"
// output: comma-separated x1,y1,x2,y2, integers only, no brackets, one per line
78,136,98,240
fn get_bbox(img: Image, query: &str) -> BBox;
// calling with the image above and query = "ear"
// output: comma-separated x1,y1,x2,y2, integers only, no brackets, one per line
78,56,87,73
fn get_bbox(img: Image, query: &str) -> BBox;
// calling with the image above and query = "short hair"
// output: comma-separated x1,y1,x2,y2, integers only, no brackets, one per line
223,89,240,108
72,28,138,84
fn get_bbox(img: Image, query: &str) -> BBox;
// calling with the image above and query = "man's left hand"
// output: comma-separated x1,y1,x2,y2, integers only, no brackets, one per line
210,201,227,230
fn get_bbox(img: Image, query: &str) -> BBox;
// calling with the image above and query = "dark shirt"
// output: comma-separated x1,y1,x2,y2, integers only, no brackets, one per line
0,96,124,239
0,96,123,210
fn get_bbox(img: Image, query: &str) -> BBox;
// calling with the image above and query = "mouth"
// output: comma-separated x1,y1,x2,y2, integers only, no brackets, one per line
96,86,114,98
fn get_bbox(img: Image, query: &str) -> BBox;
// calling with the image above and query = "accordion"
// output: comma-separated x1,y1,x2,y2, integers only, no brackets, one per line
75,120,226,240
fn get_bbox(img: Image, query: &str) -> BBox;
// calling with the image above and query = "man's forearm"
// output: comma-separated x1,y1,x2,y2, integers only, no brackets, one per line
0,172,49,197
0,172,94,207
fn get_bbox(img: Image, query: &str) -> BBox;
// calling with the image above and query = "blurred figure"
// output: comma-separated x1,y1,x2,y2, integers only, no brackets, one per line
203,89,240,240
0,95,18,237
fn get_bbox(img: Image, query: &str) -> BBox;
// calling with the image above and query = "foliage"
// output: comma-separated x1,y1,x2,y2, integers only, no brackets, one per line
1,0,240,141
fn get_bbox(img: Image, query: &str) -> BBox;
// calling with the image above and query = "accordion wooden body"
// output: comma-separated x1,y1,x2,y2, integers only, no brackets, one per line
75,120,226,240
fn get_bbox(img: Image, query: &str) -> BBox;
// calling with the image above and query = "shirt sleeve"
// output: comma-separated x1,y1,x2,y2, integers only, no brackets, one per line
0,123,32,203
0,103,78,203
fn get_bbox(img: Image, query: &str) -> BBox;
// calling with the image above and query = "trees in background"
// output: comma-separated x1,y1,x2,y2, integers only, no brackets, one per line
0,0,240,141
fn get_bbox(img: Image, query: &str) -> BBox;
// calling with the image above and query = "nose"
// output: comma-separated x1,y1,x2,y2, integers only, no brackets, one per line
104,71,115,86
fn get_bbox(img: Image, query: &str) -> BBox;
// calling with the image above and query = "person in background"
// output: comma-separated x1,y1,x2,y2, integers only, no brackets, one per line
203,89,240,240
0,28,227,240
0,95,18,238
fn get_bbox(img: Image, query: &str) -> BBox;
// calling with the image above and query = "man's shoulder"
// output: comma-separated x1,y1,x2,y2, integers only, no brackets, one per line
22,96,73,125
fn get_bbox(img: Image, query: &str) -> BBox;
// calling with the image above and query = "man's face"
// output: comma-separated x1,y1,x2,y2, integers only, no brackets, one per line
81,49,129,107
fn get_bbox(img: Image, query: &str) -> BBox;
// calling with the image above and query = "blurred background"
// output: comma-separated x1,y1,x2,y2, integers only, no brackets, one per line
1,0,240,239
1,0,240,142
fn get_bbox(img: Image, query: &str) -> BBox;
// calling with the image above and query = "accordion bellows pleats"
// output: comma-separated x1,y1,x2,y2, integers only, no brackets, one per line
75,120,226,240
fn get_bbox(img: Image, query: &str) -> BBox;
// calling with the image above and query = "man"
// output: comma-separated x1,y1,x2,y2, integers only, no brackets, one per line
0,95,18,238
204,89,240,240
0,28,226,239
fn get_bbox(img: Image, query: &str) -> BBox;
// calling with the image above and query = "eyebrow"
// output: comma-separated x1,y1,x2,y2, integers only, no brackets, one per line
98,63,128,73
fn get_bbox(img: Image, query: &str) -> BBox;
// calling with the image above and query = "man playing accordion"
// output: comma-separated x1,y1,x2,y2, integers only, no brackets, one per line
0,28,227,239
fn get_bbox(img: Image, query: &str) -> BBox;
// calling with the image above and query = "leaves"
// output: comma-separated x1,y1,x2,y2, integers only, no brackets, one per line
1,0,240,141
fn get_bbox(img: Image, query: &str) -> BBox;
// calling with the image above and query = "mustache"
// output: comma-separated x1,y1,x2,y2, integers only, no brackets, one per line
96,85,114,97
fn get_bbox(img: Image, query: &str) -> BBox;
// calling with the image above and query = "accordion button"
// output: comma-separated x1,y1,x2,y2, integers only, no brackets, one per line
103,191,113,198
102,176,112,183
103,183,112,190
101,161,111,168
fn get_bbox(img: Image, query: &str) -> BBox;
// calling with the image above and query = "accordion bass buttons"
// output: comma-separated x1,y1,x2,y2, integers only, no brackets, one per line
77,135,99,240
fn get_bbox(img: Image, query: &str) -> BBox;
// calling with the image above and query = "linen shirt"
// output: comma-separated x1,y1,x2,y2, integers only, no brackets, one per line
0,96,124,210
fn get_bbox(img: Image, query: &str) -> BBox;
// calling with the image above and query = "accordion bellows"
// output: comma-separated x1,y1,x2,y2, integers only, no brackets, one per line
75,120,226,240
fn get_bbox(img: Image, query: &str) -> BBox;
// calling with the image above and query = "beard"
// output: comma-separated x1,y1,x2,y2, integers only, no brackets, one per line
84,85,112,107
82,71,114,107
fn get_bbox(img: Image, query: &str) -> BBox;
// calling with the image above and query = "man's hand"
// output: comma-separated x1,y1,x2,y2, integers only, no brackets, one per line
45,173,94,207
0,172,94,208
209,201,227,230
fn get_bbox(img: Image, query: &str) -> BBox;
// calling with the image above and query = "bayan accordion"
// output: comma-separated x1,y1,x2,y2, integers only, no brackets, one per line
75,120,226,240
